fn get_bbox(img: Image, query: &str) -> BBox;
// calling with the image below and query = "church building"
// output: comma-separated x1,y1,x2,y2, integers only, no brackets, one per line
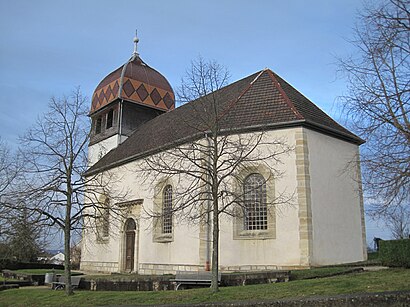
80,35,367,274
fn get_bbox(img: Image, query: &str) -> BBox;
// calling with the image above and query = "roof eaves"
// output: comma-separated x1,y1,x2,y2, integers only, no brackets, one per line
84,118,364,177
220,120,363,145
84,131,206,177
88,98,120,117
302,120,365,145
84,119,305,177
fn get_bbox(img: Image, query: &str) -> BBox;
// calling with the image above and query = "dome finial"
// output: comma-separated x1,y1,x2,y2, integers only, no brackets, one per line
133,30,139,56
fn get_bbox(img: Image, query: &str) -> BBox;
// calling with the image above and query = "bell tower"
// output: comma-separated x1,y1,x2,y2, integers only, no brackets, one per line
88,32,175,166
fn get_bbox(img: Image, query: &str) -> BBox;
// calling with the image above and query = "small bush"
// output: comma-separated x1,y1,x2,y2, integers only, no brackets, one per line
379,239,410,268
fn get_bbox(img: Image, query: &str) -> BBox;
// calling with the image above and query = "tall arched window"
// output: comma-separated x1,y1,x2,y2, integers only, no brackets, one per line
244,173,267,230
102,205,110,237
97,197,110,242
102,196,111,235
162,185,173,234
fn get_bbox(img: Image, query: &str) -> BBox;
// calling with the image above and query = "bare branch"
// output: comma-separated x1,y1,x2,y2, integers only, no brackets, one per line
338,0,410,218
138,58,294,292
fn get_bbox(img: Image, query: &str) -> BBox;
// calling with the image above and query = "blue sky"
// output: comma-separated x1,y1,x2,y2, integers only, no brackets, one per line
0,0,390,246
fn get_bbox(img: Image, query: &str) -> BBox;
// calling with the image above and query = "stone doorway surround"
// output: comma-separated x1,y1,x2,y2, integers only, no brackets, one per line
118,199,143,273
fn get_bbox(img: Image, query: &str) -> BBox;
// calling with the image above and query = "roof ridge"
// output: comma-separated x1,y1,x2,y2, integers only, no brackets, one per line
218,69,266,120
251,68,267,84
118,56,134,98
266,69,304,120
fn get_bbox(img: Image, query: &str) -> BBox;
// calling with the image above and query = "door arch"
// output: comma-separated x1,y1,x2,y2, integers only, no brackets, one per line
124,218,136,272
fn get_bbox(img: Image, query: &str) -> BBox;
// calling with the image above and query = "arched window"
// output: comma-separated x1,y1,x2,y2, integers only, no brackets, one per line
244,173,267,230
102,205,110,237
125,218,136,232
102,197,110,237
162,185,173,234
97,197,110,242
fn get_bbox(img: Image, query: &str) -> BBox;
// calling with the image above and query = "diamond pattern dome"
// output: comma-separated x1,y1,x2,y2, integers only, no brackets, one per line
91,55,175,114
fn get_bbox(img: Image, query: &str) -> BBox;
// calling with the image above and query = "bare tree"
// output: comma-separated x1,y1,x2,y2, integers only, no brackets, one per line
0,138,23,258
384,204,410,239
0,139,13,242
0,138,21,199
8,207,42,262
339,0,410,216
139,58,293,292
7,89,124,295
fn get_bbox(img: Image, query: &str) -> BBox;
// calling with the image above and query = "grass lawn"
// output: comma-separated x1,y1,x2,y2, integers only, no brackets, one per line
0,276,19,282
0,268,409,307
289,266,358,280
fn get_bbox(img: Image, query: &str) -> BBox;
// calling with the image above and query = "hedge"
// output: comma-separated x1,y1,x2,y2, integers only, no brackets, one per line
0,260,64,271
379,239,410,268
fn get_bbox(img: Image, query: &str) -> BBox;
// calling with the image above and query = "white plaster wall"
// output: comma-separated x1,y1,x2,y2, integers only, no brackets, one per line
81,160,202,272
81,127,366,273
306,129,365,265
81,163,136,270
82,128,304,272
83,127,366,272
138,215,201,266
219,207,301,268
81,221,122,264
118,162,202,267
88,135,119,167
219,128,301,268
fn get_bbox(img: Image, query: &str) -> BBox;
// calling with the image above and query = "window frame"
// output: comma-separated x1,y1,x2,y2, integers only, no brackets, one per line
162,185,173,234
153,180,174,243
96,197,110,243
233,166,276,240
243,173,268,231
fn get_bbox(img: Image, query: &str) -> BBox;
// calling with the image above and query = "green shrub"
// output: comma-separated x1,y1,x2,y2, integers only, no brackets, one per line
0,260,64,271
379,239,410,268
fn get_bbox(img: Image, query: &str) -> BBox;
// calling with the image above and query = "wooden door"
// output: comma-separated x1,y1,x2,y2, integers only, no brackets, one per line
125,231,135,271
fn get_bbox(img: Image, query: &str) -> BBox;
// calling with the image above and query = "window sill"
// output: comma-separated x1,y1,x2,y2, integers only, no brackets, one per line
153,233,173,243
233,229,275,240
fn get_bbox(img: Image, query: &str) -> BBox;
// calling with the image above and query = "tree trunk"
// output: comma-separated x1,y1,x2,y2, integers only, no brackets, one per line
211,131,219,293
211,196,219,293
64,194,73,295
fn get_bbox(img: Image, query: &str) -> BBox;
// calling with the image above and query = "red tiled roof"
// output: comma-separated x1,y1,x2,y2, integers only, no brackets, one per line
86,69,363,175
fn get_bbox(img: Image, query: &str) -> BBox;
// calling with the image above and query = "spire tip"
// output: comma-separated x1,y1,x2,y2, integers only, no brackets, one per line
133,30,139,56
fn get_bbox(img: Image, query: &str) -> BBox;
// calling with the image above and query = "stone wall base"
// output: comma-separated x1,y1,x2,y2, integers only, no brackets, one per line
138,263,202,275
221,265,309,272
80,261,118,273
138,263,309,275
80,261,309,275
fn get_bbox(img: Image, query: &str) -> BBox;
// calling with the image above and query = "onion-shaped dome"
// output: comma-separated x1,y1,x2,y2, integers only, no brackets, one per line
91,47,174,114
